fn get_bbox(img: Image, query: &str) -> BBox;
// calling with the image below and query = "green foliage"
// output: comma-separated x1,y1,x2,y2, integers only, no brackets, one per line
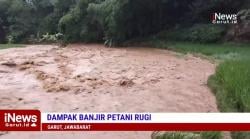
44,0,77,34
6,35,14,44
188,25,226,43
59,6,82,42
200,132,222,139
54,0,77,15
40,13,59,34
87,0,121,43
231,132,250,139
157,24,226,43
87,0,194,43
39,32,63,43
151,132,222,139
0,0,9,43
209,60,250,112
0,0,76,43
208,59,250,139
6,0,35,42
58,0,99,42
0,0,248,43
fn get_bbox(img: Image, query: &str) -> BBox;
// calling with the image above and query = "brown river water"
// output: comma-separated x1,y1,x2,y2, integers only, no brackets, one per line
0,44,218,139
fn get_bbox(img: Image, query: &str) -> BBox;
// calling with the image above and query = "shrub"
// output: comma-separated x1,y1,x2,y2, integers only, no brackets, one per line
158,24,226,43
39,33,63,43
6,35,14,44
151,132,222,139
58,7,82,42
58,0,103,43
188,24,226,43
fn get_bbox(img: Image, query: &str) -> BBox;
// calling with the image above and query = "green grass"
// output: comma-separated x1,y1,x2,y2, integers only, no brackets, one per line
0,44,24,49
152,132,222,139
207,60,250,138
150,40,250,139
208,60,250,112
150,40,250,60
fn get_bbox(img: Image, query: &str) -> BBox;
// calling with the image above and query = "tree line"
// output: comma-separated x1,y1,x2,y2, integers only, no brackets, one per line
0,0,249,44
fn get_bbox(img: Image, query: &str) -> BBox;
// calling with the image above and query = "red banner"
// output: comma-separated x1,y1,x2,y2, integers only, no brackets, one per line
42,123,250,131
1,110,250,131
0,110,41,131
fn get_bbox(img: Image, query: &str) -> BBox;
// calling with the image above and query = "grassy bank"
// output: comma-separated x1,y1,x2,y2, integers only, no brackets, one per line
208,59,250,138
151,40,250,60
150,40,250,112
208,60,250,112
152,132,222,139
150,40,250,139
0,44,24,49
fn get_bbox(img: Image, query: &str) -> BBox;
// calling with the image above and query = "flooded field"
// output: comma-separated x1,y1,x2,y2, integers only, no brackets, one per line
0,44,217,139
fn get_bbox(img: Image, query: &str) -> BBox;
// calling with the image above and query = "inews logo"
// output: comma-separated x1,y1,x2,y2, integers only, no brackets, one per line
0,110,41,131
211,13,238,24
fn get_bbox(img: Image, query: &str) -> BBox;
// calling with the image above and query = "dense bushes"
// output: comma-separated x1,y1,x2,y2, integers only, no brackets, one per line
59,7,83,42
39,33,63,43
0,0,248,43
157,24,227,43
59,0,94,42
5,0,35,42
0,0,74,43
151,131,222,139
188,25,227,43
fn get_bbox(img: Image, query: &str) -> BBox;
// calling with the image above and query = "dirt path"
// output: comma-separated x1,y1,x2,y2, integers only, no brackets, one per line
0,44,217,139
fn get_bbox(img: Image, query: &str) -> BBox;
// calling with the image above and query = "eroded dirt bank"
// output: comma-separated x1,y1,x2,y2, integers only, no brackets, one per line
0,44,217,139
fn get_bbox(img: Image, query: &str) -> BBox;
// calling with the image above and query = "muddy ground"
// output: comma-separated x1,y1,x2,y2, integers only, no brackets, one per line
0,44,218,139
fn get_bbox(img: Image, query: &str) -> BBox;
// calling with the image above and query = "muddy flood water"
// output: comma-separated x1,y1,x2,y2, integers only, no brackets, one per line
0,44,217,139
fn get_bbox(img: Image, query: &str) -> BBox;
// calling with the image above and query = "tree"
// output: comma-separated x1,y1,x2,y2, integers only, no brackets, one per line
0,0,248,43
0,0,10,43
6,0,36,42
58,0,90,42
